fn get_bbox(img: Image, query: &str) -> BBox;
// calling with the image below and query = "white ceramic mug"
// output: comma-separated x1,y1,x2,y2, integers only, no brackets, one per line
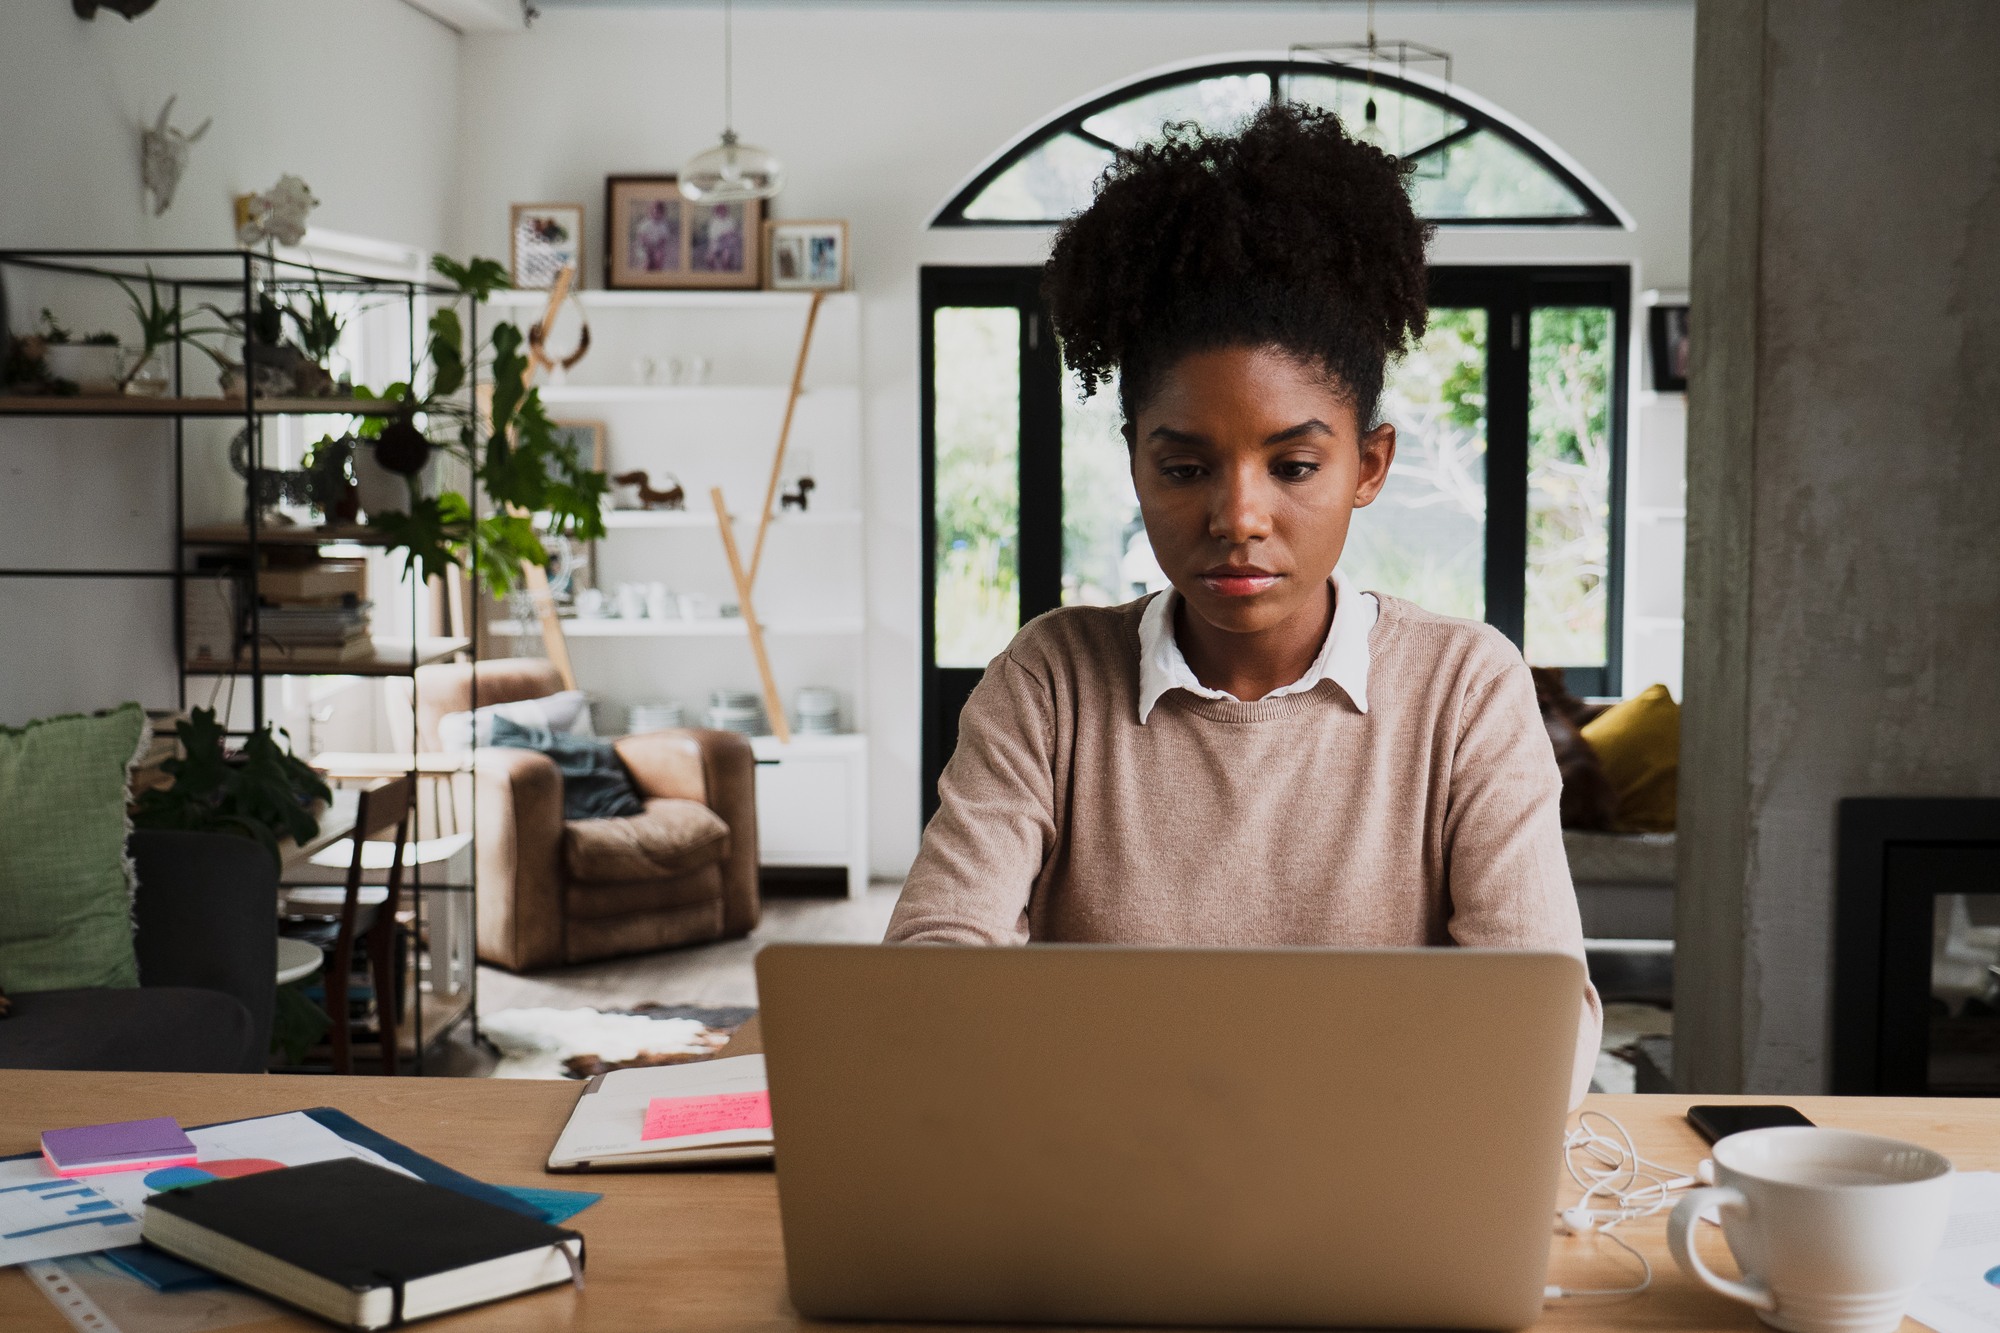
615,583,646,621
644,583,674,621
1668,1126,1953,1333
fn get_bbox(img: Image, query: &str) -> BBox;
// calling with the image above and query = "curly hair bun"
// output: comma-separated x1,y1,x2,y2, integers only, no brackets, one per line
1043,99,1431,432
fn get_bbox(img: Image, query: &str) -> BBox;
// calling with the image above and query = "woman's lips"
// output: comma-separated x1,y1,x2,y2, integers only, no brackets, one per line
1200,568,1282,597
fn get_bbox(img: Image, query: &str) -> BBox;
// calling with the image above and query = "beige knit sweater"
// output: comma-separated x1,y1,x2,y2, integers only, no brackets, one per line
887,593,1603,1105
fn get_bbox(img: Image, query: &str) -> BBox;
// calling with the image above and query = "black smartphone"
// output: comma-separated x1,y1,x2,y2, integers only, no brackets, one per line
1686,1104,1816,1144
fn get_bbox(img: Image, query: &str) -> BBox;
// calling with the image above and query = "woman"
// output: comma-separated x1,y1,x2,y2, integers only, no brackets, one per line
887,102,1600,1104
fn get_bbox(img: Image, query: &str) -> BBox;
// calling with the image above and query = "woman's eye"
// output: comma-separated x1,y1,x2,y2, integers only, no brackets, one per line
1275,461,1321,481
1160,464,1204,482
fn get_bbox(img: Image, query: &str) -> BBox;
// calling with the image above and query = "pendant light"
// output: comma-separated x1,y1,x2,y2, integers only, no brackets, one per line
680,0,783,203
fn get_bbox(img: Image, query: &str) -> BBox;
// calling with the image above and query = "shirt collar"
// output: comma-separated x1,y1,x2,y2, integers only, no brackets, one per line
1136,567,1377,725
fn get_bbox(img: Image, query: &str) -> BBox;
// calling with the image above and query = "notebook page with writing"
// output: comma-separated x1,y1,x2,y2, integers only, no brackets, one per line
548,1055,770,1170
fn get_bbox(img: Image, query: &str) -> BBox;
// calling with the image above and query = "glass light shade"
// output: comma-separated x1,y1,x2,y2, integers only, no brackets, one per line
679,131,784,203
1357,97,1392,153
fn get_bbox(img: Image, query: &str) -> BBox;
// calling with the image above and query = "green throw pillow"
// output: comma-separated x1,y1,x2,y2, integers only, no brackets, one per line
0,703,146,992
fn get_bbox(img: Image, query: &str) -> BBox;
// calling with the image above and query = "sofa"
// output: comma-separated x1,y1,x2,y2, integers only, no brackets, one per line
0,831,273,1073
403,660,761,973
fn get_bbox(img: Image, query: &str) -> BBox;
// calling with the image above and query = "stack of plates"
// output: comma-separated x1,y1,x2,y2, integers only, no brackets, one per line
626,701,683,735
706,689,766,737
795,687,841,736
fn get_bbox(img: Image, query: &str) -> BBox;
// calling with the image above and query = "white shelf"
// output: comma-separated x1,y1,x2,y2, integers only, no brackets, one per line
485,289,854,311
751,734,868,757
597,509,861,529
534,384,854,404
490,617,863,638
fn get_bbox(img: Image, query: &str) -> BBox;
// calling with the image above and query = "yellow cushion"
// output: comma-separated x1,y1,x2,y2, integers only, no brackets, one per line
1580,684,1680,833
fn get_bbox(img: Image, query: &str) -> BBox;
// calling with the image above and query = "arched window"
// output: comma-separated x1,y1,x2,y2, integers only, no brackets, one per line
931,54,1631,229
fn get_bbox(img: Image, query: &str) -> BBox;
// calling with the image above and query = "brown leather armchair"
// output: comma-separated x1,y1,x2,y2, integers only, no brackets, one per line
404,661,760,973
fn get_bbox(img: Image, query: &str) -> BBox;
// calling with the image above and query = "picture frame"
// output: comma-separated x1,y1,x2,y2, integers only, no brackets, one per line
548,419,607,473
1648,304,1689,393
509,203,584,290
605,175,762,290
764,219,849,291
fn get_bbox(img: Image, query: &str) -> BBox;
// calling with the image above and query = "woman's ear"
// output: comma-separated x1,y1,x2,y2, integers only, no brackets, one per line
1353,421,1396,508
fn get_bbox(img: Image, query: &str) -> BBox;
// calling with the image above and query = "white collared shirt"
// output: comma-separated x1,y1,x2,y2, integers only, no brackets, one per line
1135,567,1378,724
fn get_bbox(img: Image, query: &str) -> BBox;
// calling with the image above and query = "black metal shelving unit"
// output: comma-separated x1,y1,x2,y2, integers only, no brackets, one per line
0,247,483,1073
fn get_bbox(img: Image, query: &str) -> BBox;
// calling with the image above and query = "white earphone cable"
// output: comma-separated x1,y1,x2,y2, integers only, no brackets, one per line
1543,1109,1701,1300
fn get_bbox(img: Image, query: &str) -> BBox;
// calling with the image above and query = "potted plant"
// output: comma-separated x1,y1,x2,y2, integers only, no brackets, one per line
131,707,331,866
131,709,337,1064
36,310,123,394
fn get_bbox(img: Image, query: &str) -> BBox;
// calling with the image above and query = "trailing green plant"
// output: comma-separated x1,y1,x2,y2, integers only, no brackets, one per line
131,708,332,868
352,254,608,593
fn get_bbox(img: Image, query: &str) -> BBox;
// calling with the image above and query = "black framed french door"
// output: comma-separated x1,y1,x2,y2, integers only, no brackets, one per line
921,263,1629,821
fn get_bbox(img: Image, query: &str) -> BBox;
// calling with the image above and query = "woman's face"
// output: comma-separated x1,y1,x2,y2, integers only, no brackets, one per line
1128,345,1395,639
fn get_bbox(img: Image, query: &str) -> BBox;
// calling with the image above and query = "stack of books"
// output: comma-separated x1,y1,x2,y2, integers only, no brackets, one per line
251,594,374,664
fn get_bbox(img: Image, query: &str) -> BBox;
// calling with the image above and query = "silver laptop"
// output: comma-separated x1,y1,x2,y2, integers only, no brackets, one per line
755,943,1581,1330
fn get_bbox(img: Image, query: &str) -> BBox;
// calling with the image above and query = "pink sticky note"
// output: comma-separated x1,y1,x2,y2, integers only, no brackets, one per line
642,1091,772,1142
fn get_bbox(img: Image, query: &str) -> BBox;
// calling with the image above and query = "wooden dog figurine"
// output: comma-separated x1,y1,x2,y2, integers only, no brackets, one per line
613,470,685,511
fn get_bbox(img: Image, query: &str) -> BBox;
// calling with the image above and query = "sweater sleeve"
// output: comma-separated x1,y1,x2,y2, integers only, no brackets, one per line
1441,647,1604,1109
885,649,1059,945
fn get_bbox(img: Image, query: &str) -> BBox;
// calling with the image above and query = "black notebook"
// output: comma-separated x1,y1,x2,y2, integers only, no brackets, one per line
141,1158,585,1330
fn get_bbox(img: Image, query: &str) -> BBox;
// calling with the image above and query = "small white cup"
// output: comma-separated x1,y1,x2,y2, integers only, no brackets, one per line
575,588,605,618
645,582,673,621
1669,1126,1953,1333
615,583,646,621
678,592,717,620
689,355,712,385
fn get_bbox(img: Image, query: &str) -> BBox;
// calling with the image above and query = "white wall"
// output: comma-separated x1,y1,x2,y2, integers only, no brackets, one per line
455,2,1696,875
0,0,461,729
0,1,460,254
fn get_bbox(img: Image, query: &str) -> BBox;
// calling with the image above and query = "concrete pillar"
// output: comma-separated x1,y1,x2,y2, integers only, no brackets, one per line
1677,0,2000,1092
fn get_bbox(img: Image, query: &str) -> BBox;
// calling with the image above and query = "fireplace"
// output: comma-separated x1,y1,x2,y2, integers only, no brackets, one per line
1833,799,2000,1094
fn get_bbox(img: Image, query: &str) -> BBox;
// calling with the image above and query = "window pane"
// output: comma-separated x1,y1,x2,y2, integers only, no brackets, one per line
1411,128,1592,219
1525,306,1614,668
961,133,1115,223
1081,74,1272,150
1341,308,1487,620
1280,72,1464,160
934,307,1021,667
1060,370,1166,607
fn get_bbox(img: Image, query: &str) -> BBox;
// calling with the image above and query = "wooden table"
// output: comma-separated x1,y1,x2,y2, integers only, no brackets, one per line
2,1053,1992,1331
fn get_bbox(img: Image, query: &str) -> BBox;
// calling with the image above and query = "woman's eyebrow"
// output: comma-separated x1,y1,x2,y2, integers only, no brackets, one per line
1146,419,1334,448
1266,419,1334,444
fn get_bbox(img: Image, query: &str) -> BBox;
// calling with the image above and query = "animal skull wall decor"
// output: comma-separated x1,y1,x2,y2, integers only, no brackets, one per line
140,96,210,217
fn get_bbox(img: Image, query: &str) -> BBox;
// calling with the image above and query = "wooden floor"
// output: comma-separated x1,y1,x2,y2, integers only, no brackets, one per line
478,879,902,1014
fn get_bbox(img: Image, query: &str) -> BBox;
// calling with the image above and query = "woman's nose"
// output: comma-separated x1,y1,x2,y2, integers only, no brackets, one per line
1208,468,1274,544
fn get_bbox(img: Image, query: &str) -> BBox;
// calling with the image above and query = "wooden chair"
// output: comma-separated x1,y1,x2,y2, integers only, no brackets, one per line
324,774,413,1076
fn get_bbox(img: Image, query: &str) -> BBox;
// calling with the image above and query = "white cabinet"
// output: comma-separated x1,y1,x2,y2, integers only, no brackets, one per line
751,735,869,897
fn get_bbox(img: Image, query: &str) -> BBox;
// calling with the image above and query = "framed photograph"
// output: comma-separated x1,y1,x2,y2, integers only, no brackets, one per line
1649,304,1689,392
549,419,607,472
605,176,762,290
765,219,848,291
509,203,584,290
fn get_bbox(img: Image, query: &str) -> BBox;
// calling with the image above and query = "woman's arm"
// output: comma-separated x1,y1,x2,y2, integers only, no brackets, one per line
885,651,1059,944
1442,649,1604,1108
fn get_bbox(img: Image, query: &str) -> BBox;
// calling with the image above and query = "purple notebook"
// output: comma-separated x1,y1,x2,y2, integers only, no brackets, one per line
42,1117,197,1177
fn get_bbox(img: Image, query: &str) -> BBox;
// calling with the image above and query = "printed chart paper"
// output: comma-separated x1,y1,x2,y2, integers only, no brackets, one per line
0,1110,415,1266
1910,1171,2000,1333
